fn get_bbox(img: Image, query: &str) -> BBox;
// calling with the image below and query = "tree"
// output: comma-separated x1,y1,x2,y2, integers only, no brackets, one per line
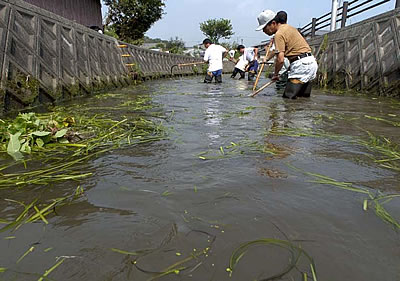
220,42,238,52
104,0,165,42
199,18,234,43
165,37,185,54
155,42,165,50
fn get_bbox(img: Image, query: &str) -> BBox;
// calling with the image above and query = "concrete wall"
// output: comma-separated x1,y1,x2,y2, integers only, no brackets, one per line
308,8,400,97
0,0,234,113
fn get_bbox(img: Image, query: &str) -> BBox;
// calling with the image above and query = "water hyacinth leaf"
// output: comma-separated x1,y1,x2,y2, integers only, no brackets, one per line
20,142,31,154
54,129,68,138
58,138,69,144
36,138,44,148
32,131,51,137
0,267,6,273
7,132,21,155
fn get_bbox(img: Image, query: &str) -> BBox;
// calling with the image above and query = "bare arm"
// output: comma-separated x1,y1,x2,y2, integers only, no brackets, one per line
273,52,285,80
229,57,238,63
253,48,259,61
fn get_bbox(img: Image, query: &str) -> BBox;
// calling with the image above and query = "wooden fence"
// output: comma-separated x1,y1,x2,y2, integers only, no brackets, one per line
300,0,395,37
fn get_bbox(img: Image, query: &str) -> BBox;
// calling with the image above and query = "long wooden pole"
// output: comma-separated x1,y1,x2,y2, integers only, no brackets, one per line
177,62,205,67
249,80,276,97
170,61,205,74
253,40,273,91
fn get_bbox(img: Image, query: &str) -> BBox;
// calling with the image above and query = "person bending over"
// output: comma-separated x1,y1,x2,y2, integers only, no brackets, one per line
229,54,248,79
256,10,318,99
237,45,259,81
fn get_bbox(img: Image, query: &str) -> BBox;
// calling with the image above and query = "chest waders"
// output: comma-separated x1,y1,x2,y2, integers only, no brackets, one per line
283,80,312,99
204,71,222,83
231,68,246,79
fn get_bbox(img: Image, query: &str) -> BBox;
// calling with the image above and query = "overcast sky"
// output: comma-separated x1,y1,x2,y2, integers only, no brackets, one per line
101,0,396,47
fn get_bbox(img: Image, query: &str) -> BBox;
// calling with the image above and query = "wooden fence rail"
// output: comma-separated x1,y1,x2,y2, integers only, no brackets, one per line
299,0,394,37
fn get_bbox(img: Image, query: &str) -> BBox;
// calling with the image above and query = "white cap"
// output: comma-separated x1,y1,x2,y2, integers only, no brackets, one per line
256,10,276,31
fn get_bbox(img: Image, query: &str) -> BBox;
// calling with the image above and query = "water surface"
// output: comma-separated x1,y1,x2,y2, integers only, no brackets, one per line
1,75,399,281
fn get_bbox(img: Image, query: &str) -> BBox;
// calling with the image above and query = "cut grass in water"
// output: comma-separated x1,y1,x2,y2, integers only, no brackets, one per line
37,258,65,281
196,139,287,161
111,227,215,280
0,98,167,189
288,164,400,231
269,127,400,172
228,238,317,281
1,186,84,232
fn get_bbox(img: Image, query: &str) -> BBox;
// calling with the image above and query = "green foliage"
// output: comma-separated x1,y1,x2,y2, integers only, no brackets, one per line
220,41,238,52
0,112,74,160
104,25,119,39
143,36,167,44
199,18,234,43
155,42,165,49
104,0,165,41
165,37,185,54
0,95,167,187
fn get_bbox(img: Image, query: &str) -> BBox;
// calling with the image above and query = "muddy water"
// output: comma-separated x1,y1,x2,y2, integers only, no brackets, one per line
1,75,400,281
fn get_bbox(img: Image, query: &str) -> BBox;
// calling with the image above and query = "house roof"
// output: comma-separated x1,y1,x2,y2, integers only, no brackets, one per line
22,0,103,28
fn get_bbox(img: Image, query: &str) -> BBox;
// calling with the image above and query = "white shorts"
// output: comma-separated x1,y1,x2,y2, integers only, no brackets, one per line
288,56,318,83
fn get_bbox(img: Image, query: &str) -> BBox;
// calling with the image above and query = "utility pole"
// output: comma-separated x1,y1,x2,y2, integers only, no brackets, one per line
330,0,339,31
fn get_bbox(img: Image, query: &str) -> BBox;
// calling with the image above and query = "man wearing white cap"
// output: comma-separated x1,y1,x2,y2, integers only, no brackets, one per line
256,10,318,99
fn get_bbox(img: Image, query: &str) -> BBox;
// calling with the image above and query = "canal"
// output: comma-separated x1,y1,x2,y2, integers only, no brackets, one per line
0,75,399,280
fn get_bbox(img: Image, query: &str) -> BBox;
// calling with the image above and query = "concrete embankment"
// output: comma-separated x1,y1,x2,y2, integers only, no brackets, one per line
0,0,234,113
308,8,400,97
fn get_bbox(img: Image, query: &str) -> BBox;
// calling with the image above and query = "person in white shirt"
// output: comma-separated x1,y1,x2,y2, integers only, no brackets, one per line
237,45,259,81
229,54,248,79
203,39,228,83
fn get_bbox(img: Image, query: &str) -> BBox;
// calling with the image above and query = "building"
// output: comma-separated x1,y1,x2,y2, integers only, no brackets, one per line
23,0,102,29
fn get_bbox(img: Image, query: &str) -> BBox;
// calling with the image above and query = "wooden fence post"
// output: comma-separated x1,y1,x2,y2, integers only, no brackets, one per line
341,1,349,28
311,18,317,37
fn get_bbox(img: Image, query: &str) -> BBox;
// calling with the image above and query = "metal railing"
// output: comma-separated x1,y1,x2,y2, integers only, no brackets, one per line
299,0,395,37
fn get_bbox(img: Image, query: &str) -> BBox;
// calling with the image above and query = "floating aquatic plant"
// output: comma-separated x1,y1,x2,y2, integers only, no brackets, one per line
0,101,167,188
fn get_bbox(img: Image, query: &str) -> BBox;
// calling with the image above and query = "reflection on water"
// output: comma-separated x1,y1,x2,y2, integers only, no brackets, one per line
0,75,400,281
